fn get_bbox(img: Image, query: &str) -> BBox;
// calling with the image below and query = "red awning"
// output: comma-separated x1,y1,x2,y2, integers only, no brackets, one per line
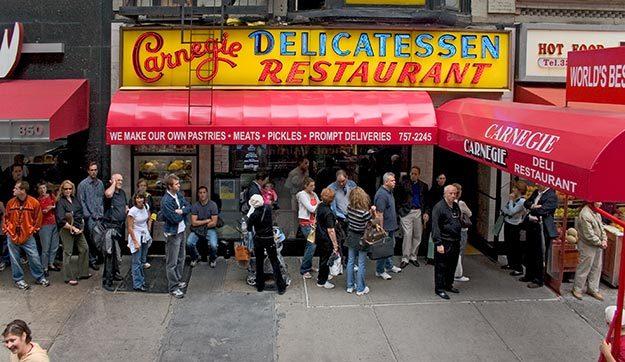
437,98,625,202
0,79,89,142
107,90,437,145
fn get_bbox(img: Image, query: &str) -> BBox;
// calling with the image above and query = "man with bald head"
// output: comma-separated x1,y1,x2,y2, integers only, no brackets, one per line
102,173,128,290
431,184,462,300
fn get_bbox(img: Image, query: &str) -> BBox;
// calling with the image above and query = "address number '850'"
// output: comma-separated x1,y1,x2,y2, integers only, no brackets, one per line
17,125,45,137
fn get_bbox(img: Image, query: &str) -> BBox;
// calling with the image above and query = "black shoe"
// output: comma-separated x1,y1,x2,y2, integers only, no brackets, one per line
89,263,100,271
48,264,61,272
445,287,460,293
134,286,147,292
426,258,435,265
399,261,409,269
44,270,50,278
278,289,286,295
257,286,265,292
113,274,123,281
102,283,114,292
510,270,523,276
78,274,93,280
519,276,532,282
436,291,450,299
501,265,512,270
527,282,543,289
409,260,420,267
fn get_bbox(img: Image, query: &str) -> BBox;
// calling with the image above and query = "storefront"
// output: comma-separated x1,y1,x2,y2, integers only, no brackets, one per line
0,79,90,195
108,25,513,243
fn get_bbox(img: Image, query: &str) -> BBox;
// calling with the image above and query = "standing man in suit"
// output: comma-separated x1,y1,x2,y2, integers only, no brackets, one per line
522,184,558,289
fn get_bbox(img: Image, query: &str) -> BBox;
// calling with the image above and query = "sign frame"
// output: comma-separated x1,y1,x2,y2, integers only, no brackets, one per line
517,23,625,83
566,46,625,106
119,25,514,92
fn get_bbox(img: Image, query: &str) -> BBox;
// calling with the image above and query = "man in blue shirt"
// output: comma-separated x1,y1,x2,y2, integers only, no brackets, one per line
396,166,430,269
77,161,104,270
327,170,357,260
374,172,402,280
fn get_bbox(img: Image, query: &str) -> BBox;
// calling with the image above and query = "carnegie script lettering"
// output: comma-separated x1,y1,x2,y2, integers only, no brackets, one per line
484,124,560,154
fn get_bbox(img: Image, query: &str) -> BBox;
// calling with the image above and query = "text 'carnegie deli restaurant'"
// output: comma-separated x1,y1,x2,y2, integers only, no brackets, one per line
107,25,513,247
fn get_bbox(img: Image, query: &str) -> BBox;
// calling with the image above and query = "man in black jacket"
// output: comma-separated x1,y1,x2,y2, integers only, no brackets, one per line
396,166,429,269
240,171,267,214
522,184,558,288
431,185,462,300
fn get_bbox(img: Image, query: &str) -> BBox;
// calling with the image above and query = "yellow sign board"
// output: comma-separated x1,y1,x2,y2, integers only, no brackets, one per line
345,0,425,4
121,27,511,90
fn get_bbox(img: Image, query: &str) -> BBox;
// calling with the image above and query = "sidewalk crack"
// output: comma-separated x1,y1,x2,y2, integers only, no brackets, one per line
371,306,399,362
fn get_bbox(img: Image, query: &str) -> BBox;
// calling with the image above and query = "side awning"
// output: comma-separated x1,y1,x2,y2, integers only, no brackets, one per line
0,79,89,142
106,90,437,145
437,98,625,202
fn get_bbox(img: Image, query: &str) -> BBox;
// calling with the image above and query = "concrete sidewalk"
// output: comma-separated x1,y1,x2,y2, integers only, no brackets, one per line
0,255,612,361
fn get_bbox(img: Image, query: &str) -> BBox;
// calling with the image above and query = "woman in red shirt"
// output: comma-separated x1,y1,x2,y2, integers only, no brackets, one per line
37,182,59,275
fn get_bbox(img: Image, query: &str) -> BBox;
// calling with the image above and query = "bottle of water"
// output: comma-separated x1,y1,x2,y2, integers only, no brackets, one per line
241,218,247,233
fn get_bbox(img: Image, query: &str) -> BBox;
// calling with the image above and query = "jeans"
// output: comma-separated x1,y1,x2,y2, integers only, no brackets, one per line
85,217,101,264
166,232,186,292
299,225,316,274
59,229,90,282
131,245,148,289
376,231,395,274
39,224,60,268
347,247,367,292
141,238,152,264
7,236,44,282
187,229,218,262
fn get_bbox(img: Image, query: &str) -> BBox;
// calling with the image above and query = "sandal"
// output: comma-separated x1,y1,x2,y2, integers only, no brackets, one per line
65,280,78,286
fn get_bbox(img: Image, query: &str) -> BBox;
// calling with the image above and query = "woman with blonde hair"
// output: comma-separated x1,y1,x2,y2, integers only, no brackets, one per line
346,187,376,295
55,180,90,286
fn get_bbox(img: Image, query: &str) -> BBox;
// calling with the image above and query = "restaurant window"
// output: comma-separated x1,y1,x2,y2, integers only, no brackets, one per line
213,145,411,240
131,145,198,210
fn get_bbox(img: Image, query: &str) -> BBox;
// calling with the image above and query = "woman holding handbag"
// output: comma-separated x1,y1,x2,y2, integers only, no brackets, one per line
346,187,376,296
500,181,527,276
297,177,320,279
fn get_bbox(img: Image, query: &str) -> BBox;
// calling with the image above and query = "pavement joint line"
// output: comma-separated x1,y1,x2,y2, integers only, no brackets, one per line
472,301,523,361
46,281,94,355
371,303,400,362
304,297,563,309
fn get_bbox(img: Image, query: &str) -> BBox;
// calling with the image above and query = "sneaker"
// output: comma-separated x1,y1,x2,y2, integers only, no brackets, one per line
15,280,29,290
37,278,50,287
375,272,392,280
143,263,151,269
356,286,370,296
190,259,198,267
389,266,402,274
454,276,470,282
346,287,354,294
328,274,334,280
0,262,6,271
354,265,359,272
178,282,187,289
209,261,216,268
170,289,184,299
302,272,312,279
316,281,335,289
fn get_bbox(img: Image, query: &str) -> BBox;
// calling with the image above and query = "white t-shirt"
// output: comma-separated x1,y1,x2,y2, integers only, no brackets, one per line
128,205,151,252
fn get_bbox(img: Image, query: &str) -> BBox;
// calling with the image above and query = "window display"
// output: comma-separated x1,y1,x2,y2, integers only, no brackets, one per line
132,146,198,209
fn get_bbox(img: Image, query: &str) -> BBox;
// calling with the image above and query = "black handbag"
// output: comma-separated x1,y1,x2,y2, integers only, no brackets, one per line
367,236,395,260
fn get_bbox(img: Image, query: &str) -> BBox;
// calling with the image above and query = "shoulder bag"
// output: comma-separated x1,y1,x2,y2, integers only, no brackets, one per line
361,219,387,245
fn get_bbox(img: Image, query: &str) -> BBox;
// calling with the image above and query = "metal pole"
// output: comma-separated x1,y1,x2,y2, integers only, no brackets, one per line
592,206,625,360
